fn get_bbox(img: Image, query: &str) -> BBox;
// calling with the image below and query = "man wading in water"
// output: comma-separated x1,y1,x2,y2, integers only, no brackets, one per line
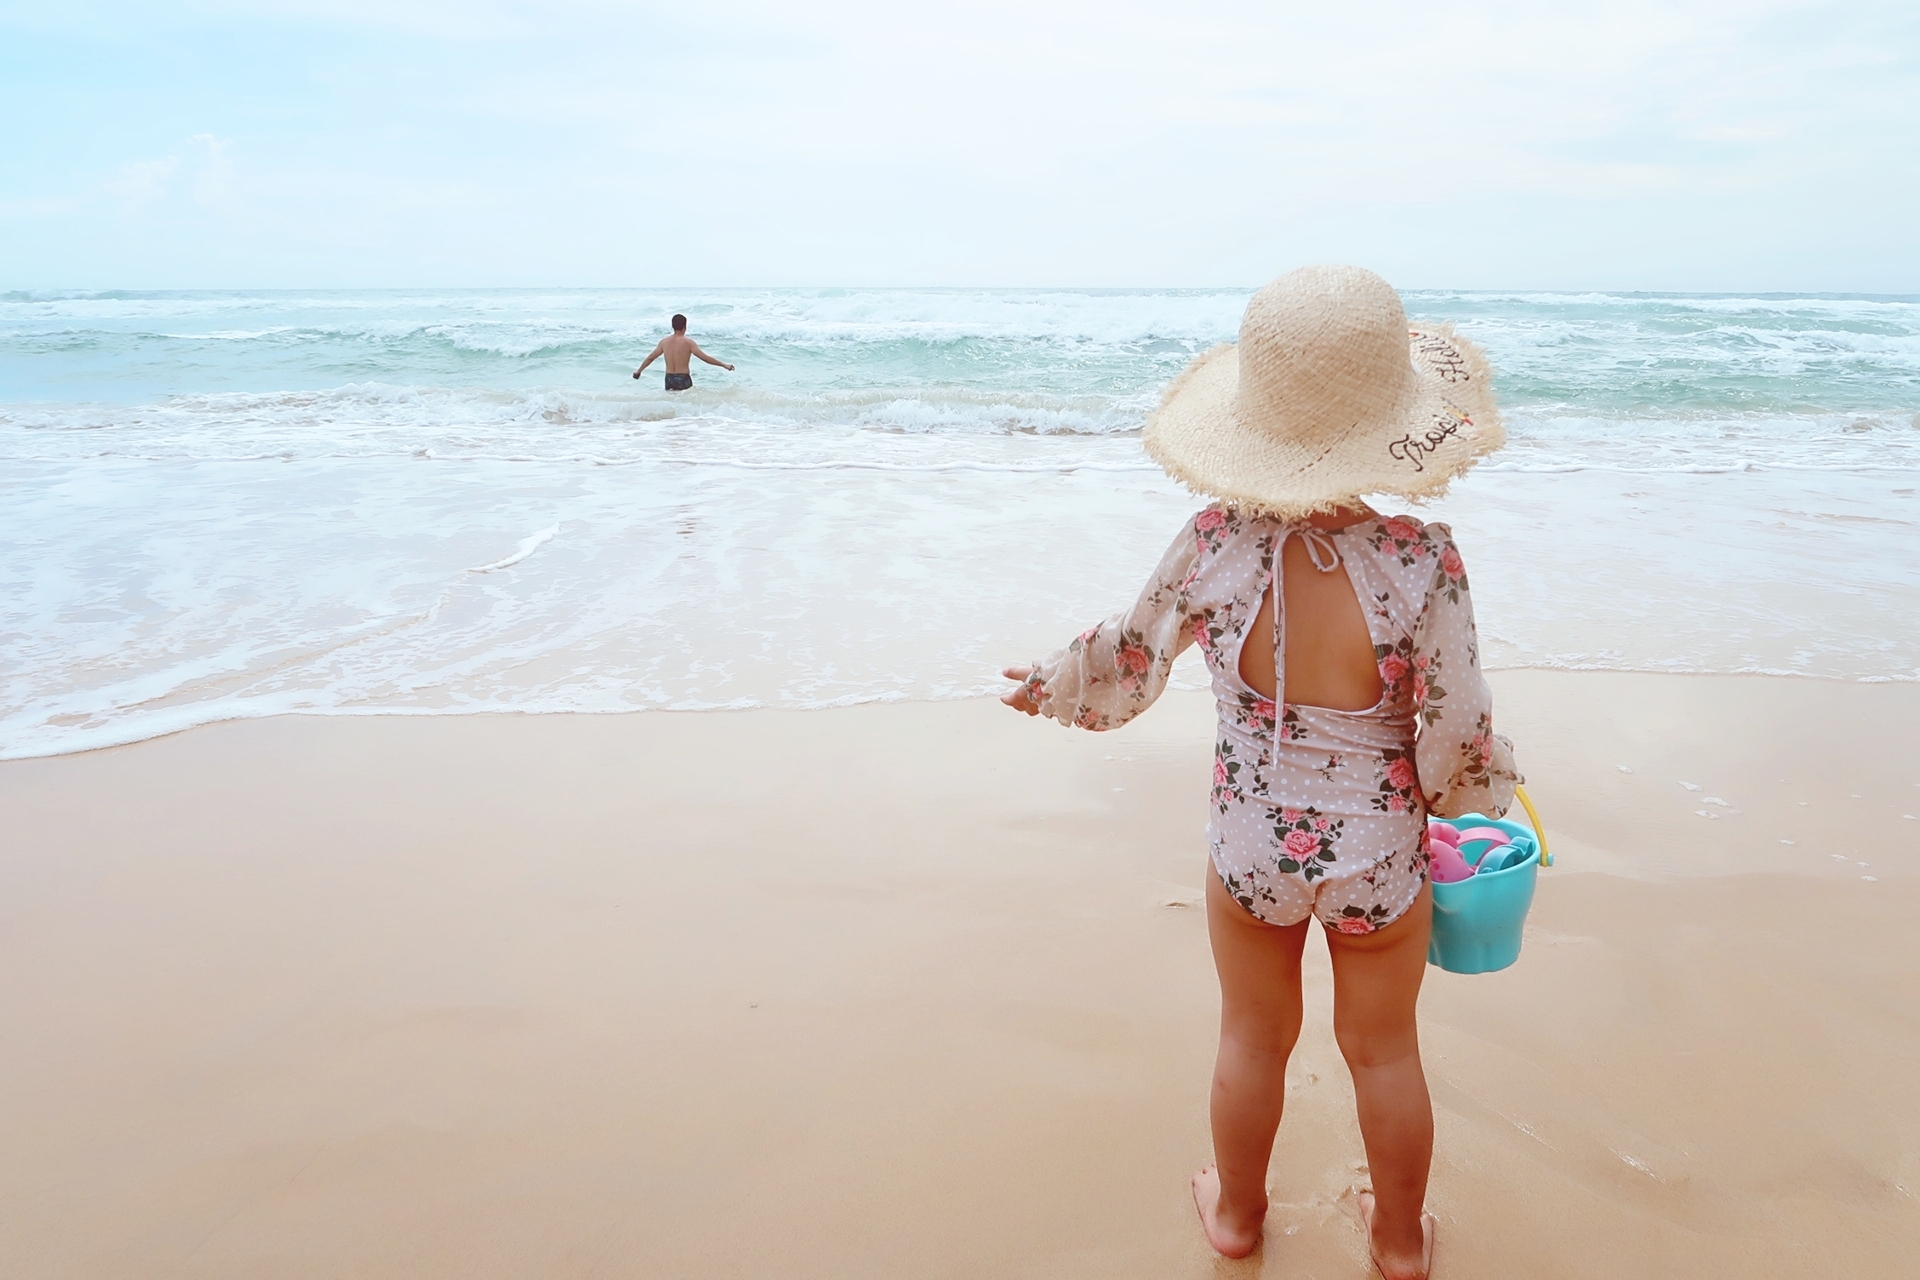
633,314,734,390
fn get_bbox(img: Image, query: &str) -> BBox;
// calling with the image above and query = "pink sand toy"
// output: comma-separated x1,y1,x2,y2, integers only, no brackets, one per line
1456,826,1532,874
1427,821,1531,882
1427,821,1473,883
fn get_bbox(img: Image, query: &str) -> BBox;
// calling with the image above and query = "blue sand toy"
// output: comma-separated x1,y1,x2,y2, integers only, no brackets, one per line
1427,787,1550,975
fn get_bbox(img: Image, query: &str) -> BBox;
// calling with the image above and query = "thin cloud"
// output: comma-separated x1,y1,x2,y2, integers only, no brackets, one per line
103,155,181,209
2,0,1916,288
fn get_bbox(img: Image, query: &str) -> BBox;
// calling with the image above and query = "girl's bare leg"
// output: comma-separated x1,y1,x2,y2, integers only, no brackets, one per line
1194,867,1311,1257
1326,884,1435,1280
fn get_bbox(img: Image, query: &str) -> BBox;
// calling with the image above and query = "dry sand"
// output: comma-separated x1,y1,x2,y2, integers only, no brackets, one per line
2,672,1917,1278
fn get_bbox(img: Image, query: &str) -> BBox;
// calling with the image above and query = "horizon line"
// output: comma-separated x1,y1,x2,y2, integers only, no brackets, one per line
8,284,1920,302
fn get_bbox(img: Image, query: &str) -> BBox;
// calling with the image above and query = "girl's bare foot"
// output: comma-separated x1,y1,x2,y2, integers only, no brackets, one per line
1357,1191,1434,1280
1191,1165,1264,1259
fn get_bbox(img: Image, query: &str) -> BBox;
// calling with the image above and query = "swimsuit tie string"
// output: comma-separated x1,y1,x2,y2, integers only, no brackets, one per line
1273,524,1346,767
1300,527,1342,572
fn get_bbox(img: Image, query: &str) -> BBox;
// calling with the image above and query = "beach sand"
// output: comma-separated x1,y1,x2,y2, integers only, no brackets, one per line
2,672,1916,1277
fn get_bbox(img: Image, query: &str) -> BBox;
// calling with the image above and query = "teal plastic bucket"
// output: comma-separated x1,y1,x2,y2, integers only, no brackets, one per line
1428,815,1540,974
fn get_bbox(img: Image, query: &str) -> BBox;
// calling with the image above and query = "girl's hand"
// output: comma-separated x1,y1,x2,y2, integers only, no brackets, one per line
1000,666,1041,716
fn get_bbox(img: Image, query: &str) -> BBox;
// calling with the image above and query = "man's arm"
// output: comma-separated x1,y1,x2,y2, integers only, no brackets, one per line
632,341,665,378
691,344,735,371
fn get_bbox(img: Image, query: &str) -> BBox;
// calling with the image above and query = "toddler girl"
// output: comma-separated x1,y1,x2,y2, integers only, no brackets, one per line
1001,266,1519,1280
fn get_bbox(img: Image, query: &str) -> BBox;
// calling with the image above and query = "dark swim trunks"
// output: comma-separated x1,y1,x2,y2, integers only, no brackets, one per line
665,372,693,391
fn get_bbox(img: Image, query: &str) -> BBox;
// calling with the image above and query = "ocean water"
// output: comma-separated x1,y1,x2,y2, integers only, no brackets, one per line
4,287,1918,759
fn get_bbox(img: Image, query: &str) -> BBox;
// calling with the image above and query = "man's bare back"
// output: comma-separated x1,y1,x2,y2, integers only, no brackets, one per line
633,314,733,391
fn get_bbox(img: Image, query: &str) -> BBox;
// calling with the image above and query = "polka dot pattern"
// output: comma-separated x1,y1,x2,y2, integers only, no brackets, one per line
1031,506,1520,936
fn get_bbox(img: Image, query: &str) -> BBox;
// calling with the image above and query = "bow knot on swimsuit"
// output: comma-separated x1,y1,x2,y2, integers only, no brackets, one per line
1298,527,1342,573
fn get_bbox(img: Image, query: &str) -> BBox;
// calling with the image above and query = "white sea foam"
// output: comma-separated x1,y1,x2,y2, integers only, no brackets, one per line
468,525,558,573
3,287,1918,759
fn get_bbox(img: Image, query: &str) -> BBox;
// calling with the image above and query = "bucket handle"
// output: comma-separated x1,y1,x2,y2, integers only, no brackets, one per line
1513,785,1551,867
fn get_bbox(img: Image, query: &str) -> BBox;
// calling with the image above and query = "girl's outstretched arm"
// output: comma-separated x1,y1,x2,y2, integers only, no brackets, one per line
1003,516,1202,731
1000,666,1043,715
1409,523,1521,818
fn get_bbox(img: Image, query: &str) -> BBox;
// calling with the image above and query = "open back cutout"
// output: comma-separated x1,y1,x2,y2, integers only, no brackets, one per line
1236,532,1385,712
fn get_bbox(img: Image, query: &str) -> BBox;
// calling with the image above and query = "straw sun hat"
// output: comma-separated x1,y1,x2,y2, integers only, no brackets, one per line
1144,265,1504,518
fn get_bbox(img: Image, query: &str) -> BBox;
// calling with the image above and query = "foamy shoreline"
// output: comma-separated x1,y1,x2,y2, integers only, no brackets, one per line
8,661,1920,765
7,465,1918,761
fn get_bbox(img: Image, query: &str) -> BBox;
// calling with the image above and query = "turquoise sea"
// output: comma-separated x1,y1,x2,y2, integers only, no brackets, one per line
4,287,1918,757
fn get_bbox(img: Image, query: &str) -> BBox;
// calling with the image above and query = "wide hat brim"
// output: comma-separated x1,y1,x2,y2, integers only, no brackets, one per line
1142,323,1504,519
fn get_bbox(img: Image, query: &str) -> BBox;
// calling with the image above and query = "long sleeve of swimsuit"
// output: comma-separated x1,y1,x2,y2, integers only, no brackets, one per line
1406,523,1521,819
1027,517,1201,732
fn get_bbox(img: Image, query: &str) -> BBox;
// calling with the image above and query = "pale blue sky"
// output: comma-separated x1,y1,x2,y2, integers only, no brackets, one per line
3,0,1916,290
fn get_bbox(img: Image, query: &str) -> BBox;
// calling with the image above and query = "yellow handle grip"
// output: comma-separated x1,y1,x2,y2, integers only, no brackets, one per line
1514,785,1551,867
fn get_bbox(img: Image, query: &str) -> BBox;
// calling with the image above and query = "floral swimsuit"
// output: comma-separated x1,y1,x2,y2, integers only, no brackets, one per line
1027,507,1519,934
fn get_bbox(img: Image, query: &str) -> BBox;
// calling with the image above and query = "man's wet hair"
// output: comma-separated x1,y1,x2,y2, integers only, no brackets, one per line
671,314,687,332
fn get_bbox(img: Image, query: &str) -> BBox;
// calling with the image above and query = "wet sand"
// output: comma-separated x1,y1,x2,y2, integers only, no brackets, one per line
1,672,1916,1277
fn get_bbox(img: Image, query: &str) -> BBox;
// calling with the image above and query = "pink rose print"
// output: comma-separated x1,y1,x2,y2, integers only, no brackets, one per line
1386,757,1418,791
1380,653,1409,686
1387,795,1408,814
1336,917,1374,935
1194,507,1232,553
1313,816,1331,832
1078,627,1099,646
1384,516,1422,544
1253,698,1276,725
1441,545,1465,579
1412,673,1429,705
1414,653,1430,670
1214,758,1230,788
1115,643,1150,691
1281,808,1304,824
1283,829,1318,858
1192,617,1211,650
